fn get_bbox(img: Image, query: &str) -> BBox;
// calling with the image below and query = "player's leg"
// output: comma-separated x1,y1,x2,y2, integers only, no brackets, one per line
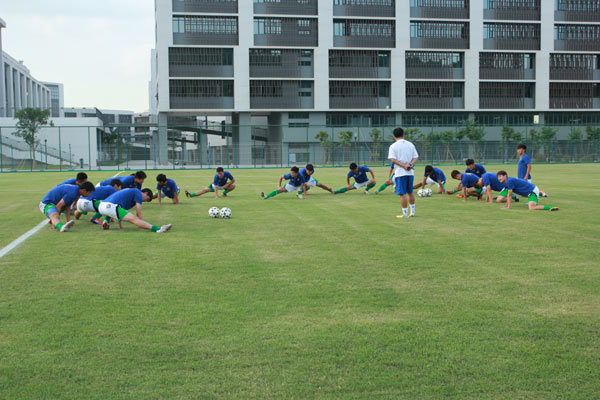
527,190,558,211
407,176,416,216
316,181,333,193
377,178,394,193
262,186,287,199
334,184,355,194
394,177,411,218
222,182,236,196
186,185,213,198
365,179,376,193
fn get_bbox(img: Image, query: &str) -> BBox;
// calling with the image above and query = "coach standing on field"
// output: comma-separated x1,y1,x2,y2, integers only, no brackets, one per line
388,127,419,218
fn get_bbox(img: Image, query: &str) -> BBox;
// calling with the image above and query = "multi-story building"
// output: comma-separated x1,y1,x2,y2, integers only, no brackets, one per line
41,82,65,118
153,0,600,164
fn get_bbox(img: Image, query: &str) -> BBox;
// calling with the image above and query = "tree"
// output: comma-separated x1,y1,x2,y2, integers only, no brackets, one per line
458,119,486,161
404,128,421,142
568,127,583,162
368,128,382,163
535,126,558,162
439,130,456,162
501,126,522,162
315,131,331,164
586,126,600,162
338,130,354,163
12,108,51,169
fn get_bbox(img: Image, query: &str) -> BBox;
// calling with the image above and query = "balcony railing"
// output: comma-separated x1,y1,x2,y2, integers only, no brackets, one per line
406,67,464,79
411,6,469,19
410,37,469,50
480,98,535,109
484,38,539,51
250,50,314,78
329,97,391,109
550,69,600,80
555,10,600,22
550,98,595,109
483,8,540,21
254,0,317,15
555,40,600,51
169,64,234,77
172,0,238,13
254,18,318,47
333,4,395,17
173,32,238,45
333,36,395,48
170,96,234,109
406,97,464,109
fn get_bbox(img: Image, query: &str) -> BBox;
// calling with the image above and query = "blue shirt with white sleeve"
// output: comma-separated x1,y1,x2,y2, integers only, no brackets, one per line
42,184,81,206
347,166,370,184
283,173,305,187
213,171,234,187
103,188,143,210
481,173,505,192
518,154,531,180
505,177,536,197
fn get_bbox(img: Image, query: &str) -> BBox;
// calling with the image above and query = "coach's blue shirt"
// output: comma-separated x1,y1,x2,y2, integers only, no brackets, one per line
42,184,81,206
518,154,531,180
481,173,505,192
82,185,116,201
213,171,234,187
283,173,305,187
426,167,446,183
465,164,486,177
347,166,370,184
104,188,143,210
157,178,179,198
505,177,535,197
461,173,479,188
100,175,140,189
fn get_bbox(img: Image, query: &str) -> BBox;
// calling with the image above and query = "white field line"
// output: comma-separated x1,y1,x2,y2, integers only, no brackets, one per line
0,172,122,260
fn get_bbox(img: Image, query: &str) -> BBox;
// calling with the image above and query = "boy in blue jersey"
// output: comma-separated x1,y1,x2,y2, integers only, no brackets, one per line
333,163,376,194
413,165,446,194
478,172,515,204
517,144,547,197
99,171,146,189
496,171,558,211
261,166,309,199
74,179,122,221
375,163,395,194
39,182,95,232
296,164,334,197
186,167,236,198
59,172,88,186
465,159,486,178
154,174,180,205
450,170,484,201
97,188,172,232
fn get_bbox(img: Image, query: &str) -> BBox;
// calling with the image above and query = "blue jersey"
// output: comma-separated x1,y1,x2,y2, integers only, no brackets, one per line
426,168,446,183
283,173,305,187
465,164,486,177
100,175,140,189
505,177,535,196
461,173,479,188
213,171,234,187
104,188,143,210
42,184,80,206
82,185,116,201
348,166,370,184
157,178,179,198
518,154,531,180
481,173,505,192
61,178,78,185
300,168,314,182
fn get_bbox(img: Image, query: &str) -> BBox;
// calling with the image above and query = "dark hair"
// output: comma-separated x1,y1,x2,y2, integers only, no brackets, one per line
306,164,314,171
290,166,299,173
349,162,358,170
79,182,95,193
517,144,527,150
135,171,147,180
156,173,167,183
141,188,153,201
392,127,405,138
497,170,508,177
76,172,88,181
465,159,475,166
216,167,224,173
451,170,461,178
110,179,122,188
425,165,434,174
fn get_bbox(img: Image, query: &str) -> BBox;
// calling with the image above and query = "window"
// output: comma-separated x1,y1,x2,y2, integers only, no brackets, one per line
289,112,309,119
170,80,234,98
172,16,238,35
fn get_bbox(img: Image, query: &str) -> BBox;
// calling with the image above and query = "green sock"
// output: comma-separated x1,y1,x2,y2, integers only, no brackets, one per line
377,183,388,192
56,222,64,230
265,190,279,199
92,212,102,219
151,225,160,232
104,216,110,223
543,206,552,210
334,188,347,194
223,190,228,195
189,193,197,197
366,183,375,191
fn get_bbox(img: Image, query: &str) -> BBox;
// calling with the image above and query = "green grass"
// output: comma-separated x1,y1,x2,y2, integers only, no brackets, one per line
1,165,599,399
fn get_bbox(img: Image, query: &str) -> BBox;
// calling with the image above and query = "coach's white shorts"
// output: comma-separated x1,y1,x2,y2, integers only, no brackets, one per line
98,202,119,219
353,181,369,190
285,183,302,193
76,198,96,213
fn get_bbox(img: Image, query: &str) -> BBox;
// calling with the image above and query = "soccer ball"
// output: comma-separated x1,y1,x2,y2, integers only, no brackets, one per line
208,207,220,218
417,189,425,197
220,207,232,219
425,188,433,197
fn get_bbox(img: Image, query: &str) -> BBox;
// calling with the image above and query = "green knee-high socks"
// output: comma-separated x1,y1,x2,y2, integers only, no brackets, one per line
264,190,280,199
377,183,388,192
334,187,348,194
366,183,375,191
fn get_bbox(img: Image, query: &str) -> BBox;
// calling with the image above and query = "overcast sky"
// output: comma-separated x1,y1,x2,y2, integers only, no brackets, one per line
1,0,154,112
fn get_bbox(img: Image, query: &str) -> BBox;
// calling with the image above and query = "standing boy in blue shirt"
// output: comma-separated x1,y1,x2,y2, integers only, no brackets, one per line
186,167,236,198
517,144,547,197
97,188,172,232
496,171,557,211
261,166,309,199
155,173,180,205
39,182,95,232
333,163,376,195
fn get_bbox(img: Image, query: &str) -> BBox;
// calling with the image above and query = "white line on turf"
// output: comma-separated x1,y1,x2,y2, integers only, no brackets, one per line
0,172,122,260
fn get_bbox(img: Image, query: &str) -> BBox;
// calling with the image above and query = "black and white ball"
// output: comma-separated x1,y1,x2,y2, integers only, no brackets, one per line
417,189,425,197
425,188,433,197
220,207,232,219
208,206,220,218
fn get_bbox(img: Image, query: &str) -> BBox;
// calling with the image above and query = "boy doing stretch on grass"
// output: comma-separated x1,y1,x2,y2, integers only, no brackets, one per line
413,165,446,194
261,166,309,199
40,182,95,232
297,164,334,197
155,174,180,205
496,171,557,211
97,188,172,232
186,167,235,199
75,179,122,222
375,163,395,194
333,163,376,195
99,171,146,189
451,170,485,201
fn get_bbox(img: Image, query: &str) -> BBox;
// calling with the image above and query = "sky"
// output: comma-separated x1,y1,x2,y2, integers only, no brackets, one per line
1,0,154,112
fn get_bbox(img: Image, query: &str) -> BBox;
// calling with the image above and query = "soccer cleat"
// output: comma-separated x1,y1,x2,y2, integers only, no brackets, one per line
456,194,464,198
102,221,110,230
157,224,172,233
91,218,102,225
260,191,265,199
297,193,303,199
364,191,369,195
185,190,191,198
60,220,75,232
549,207,559,212
540,191,548,198
514,196,519,202
223,193,228,198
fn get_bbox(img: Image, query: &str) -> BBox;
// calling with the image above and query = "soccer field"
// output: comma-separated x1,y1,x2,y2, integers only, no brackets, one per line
1,164,599,399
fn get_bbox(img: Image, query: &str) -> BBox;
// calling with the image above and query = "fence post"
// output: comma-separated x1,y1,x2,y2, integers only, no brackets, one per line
125,142,129,170
172,138,175,170
153,138,157,169
69,144,72,170
58,126,62,172
87,127,91,170
117,134,121,171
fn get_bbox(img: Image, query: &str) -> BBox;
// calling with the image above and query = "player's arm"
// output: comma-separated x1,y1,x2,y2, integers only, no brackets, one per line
302,183,309,198
278,175,284,190
369,168,375,180
387,168,394,179
172,191,179,204
503,189,513,209
346,175,351,185
158,189,162,206
408,156,418,169
462,185,468,202
526,163,532,179
485,185,493,203
136,203,143,219
436,180,444,193
214,185,219,198
390,158,408,169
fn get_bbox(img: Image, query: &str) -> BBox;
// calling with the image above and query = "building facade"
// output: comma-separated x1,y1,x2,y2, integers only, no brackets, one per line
41,82,65,118
153,0,600,164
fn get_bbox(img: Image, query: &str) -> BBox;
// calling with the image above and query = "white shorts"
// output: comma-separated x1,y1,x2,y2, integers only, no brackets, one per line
530,186,540,200
426,177,445,187
76,198,96,213
285,183,302,193
98,202,119,220
527,179,532,184
211,184,225,190
353,181,369,190
305,177,317,187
